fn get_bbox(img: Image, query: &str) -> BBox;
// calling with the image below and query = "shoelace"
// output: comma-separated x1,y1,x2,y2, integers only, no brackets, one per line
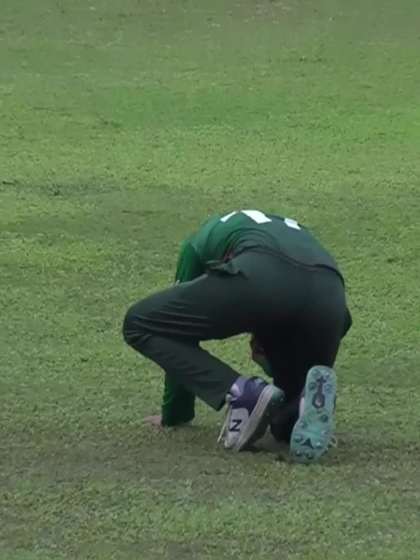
217,395,232,444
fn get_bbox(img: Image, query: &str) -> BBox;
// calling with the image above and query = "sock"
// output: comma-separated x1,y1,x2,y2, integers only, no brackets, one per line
228,376,247,399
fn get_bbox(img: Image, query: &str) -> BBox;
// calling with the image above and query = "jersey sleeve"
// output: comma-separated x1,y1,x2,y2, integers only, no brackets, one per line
174,238,205,282
161,238,202,426
161,376,196,426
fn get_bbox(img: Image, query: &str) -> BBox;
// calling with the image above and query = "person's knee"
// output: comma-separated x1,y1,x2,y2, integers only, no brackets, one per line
122,301,149,348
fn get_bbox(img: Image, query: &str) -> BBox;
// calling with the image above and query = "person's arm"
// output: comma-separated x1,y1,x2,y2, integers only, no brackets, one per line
174,239,205,284
161,239,205,426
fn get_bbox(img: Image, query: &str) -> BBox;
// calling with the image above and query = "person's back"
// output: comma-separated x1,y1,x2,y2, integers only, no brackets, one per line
190,209,342,280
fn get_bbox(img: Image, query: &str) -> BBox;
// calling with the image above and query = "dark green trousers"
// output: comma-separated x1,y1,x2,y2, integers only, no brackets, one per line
123,250,351,438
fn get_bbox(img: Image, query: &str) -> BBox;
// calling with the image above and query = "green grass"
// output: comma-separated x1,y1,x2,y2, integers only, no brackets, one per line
1,0,420,558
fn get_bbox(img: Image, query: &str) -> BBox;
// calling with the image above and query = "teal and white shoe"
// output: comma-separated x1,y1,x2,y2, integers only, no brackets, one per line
290,366,337,464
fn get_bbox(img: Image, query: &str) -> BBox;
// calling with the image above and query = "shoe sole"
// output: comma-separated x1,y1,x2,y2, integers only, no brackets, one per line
290,366,336,464
233,385,285,452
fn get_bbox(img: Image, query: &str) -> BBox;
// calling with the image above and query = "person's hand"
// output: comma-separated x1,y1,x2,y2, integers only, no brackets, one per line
143,415,163,428
250,334,265,359
143,414,194,428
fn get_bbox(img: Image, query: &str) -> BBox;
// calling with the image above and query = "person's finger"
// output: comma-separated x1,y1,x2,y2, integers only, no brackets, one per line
143,415,163,428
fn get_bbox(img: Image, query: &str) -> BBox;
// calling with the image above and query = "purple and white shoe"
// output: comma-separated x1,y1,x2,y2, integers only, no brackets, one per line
218,377,285,451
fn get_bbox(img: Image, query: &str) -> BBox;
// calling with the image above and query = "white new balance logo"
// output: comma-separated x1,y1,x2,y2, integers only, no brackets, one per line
228,408,249,435
229,418,242,432
219,405,250,449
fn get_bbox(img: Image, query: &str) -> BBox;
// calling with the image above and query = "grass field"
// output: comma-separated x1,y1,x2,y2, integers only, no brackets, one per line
1,0,420,558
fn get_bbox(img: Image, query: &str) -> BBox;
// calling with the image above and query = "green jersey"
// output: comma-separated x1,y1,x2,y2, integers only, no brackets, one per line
176,209,342,283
